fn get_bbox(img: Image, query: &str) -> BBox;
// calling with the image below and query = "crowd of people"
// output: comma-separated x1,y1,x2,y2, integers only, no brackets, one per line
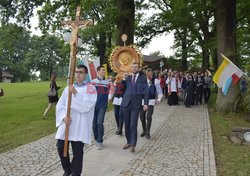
46,63,247,176
150,69,213,108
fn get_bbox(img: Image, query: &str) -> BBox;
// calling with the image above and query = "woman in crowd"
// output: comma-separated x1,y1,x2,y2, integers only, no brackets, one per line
43,74,60,119
184,73,195,108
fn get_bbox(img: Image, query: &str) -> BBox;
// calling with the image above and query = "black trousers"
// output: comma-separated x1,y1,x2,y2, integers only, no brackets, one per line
57,139,84,176
185,91,193,107
168,92,178,105
123,102,140,147
114,105,124,133
204,88,211,102
195,88,203,105
140,105,154,135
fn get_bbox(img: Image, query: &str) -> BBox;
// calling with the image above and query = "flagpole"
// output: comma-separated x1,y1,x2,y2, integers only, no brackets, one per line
220,53,242,72
242,74,250,81
220,53,250,81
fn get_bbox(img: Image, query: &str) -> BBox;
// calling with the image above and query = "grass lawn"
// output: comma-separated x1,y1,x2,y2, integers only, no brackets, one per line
0,81,113,154
208,94,250,176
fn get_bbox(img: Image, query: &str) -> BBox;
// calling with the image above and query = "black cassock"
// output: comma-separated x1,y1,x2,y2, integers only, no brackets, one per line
185,79,195,107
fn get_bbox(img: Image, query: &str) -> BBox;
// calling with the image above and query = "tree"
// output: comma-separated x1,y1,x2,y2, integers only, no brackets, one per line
215,0,238,112
236,0,250,72
0,0,43,27
80,0,118,64
25,35,69,80
135,0,197,70
136,0,217,71
116,0,135,46
0,0,120,65
0,24,32,82
37,0,118,64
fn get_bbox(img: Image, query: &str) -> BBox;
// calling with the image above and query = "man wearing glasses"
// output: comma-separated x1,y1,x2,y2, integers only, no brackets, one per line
55,64,97,176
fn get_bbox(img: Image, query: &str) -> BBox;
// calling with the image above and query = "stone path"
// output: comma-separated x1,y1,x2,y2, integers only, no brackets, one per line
119,105,216,176
0,100,216,176
0,110,117,176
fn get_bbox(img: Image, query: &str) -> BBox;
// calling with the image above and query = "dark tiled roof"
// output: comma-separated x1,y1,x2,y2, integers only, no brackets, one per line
143,55,162,62
2,71,14,78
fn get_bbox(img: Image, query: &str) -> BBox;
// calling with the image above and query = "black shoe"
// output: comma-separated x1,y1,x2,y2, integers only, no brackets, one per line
71,173,80,176
117,131,122,136
115,130,119,135
63,171,71,176
146,134,151,139
140,132,146,137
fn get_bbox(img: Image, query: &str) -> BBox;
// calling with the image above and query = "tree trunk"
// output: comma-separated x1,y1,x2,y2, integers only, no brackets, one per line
211,48,218,71
181,31,188,71
202,46,210,70
215,0,238,112
107,31,112,49
200,17,210,71
97,32,107,65
116,0,135,46
0,67,2,82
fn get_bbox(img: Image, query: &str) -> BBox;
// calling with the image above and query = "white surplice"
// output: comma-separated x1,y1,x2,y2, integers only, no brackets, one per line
55,83,97,144
166,77,181,92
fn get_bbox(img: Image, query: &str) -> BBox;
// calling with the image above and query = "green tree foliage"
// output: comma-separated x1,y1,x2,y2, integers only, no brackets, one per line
237,0,250,72
37,0,119,64
0,0,249,77
0,24,32,82
0,0,43,27
165,56,182,71
25,35,69,80
136,0,216,71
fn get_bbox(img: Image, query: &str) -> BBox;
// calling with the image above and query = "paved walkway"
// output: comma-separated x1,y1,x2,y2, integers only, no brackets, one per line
0,100,216,176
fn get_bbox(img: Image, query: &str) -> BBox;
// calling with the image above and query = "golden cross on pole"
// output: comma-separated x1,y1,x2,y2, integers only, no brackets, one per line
62,6,93,157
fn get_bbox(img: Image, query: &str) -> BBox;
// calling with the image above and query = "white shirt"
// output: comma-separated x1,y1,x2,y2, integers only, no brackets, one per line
55,84,97,144
142,78,163,105
131,73,139,82
108,82,123,106
166,77,181,92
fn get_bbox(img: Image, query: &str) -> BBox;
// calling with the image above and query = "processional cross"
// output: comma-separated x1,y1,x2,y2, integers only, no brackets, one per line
62,6,92,157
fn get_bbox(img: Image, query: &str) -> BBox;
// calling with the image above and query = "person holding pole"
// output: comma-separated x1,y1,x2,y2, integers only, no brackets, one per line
121,62,149,152
55,65,97,176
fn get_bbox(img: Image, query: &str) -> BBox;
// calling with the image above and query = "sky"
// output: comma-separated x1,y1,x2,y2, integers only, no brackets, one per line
140,33,174,57
29,8,175,58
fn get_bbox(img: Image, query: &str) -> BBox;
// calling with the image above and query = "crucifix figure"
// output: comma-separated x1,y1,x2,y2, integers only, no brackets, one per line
61,6,93,157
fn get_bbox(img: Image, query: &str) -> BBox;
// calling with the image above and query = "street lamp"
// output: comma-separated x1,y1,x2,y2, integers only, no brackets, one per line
63,31,83,46
160,60,164,72
63,31,83,85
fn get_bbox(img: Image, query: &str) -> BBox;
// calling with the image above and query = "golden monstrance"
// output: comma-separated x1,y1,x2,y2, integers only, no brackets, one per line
109,34,143,79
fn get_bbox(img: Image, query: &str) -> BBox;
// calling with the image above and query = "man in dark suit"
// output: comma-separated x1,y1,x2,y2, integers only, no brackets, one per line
121,62,149,152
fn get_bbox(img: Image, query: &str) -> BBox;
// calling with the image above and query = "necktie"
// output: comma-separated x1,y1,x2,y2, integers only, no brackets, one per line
132,74,136,86
149,78,152,85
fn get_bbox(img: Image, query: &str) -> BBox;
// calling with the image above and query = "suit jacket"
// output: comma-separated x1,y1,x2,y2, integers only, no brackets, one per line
121,73,149,109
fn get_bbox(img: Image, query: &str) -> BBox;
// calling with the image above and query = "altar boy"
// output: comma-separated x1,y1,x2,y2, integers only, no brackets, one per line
55,64,97,176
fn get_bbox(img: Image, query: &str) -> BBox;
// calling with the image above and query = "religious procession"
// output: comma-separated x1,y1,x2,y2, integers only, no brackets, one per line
0,1,250,176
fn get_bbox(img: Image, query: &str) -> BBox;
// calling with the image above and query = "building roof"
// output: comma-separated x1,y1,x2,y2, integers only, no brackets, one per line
2,71,14,78
143,55,162,63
